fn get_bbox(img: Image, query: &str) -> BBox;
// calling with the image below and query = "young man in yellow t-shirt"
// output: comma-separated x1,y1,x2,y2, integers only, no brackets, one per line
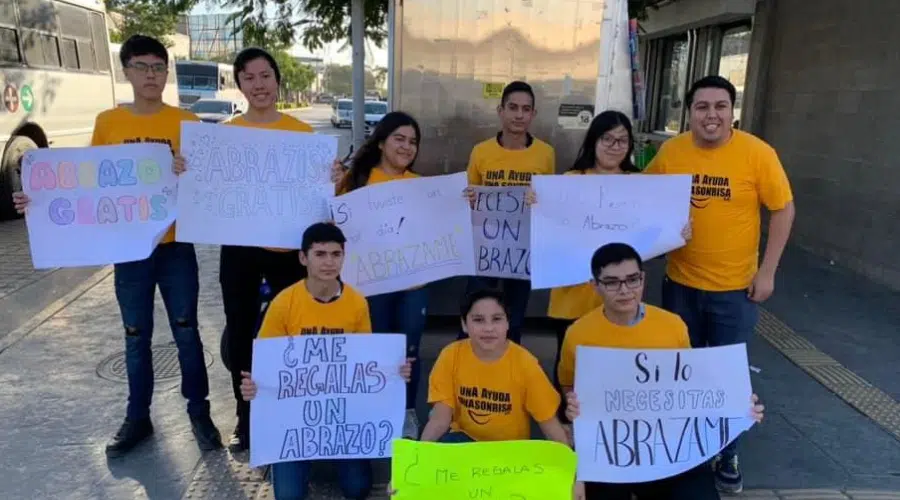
239,222,411,499
462,81,556,345
215,47,318,453
645,75,795,493
13,35,222,457
557,243,720,499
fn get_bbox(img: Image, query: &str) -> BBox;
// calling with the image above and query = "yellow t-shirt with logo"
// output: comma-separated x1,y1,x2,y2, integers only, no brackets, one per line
557,304,690,387
225,114,315,252
547,169,605,319
467,136,555,186
258,280,372,338
645,130,793,291
90,104,198,244
428,339,560,442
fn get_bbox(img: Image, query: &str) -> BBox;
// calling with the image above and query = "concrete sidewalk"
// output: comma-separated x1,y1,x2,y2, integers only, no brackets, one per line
1,243,899,500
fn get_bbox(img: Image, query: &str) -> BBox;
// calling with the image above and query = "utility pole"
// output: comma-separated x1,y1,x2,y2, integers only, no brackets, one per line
351,0,366,153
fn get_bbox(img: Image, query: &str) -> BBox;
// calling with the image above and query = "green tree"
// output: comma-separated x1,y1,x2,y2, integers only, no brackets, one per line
107,0,197,47
272,50,317,92
323,64,375,96
218,0,388,51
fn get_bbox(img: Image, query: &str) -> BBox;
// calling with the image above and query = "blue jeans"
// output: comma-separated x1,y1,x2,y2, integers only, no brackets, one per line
367,287,429,409
460,277,531,343
661,276,758,460
113,242,210,420
271,460,372,500
439,431,474,443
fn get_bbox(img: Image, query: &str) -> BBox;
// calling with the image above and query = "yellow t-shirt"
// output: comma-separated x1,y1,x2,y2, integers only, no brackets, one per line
335,167,419,195
428,339,560,442
557,304,691,387
466,135,555,186
90,104,199,244
225,113,315,252
645,130,794,291
547,169,605,319
258,280,372,338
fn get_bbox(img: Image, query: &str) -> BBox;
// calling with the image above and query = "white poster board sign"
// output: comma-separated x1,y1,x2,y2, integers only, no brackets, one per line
573,345,756,483
21,144,177,268
530,174,692,289
249,334,406,467
472,186,530,280
331,172,476,296
176,121,337,248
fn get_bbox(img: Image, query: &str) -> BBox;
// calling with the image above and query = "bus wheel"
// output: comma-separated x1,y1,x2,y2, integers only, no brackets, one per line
0,136,37,221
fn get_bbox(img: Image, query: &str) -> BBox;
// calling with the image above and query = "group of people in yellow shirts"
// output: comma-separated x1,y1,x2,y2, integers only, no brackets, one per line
12,32,794,500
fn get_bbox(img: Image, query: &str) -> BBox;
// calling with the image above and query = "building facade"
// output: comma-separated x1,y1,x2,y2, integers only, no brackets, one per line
186,13,242,60
636,0,900,289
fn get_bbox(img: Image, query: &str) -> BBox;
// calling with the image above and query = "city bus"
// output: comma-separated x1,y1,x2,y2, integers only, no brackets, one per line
0,0,115,220
175,60,246,111
109,42,179,107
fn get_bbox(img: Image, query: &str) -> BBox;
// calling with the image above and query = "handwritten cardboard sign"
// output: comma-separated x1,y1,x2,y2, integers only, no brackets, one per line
249,334,406,467
21,143,177,268
176,121,337,248
391,439,577,499
573,345,756,483
331,172,476,296
472,186,530,280
529,174,692,289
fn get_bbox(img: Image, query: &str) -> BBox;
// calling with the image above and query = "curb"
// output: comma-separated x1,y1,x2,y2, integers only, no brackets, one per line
0,265,114,356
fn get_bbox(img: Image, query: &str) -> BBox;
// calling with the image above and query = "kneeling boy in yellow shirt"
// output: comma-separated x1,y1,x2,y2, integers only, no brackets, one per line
240,222,412,500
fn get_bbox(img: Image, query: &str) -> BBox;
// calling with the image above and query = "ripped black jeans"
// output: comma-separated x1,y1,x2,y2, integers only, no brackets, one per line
114,242,210,421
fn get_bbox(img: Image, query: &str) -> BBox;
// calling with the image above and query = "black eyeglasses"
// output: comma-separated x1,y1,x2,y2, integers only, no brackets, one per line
129,62,167,74
597,274,643,292
599,135,630,149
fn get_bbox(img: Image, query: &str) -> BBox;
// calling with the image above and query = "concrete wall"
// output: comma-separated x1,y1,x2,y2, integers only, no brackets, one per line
760,0,900,288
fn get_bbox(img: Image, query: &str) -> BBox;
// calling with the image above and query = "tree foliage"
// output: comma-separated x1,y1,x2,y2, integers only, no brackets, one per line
218,0,388,52
107,0,197,47
323,64,376,96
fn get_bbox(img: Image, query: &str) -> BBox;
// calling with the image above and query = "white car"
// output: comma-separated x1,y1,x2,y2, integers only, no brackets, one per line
362,100,388,137
331,98,352,128
189,99,243,123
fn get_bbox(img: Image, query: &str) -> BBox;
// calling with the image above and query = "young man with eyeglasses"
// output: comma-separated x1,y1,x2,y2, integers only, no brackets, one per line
557,242,723,499
14,34,222,457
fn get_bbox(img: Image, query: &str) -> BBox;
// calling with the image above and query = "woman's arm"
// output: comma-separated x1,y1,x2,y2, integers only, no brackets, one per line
538,415,571,446
419,403,453,442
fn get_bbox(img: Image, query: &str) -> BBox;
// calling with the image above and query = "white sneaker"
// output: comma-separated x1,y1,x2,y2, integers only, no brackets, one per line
402,409,420,440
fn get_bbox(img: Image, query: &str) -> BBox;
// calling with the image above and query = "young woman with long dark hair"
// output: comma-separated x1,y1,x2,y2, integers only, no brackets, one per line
336,111,427,440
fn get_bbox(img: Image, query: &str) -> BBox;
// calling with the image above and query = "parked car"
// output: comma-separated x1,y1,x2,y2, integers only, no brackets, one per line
362,100,388,137
330,98,352,128
189,99,243,123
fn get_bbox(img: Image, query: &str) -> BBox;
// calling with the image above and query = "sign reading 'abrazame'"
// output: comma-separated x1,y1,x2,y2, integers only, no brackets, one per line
330,172,476,296
573,344,756,483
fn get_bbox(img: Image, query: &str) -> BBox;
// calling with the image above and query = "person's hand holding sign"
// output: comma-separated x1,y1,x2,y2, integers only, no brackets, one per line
12,191,30,215
399,357,415,382
239,371,257,401
172,154,187,175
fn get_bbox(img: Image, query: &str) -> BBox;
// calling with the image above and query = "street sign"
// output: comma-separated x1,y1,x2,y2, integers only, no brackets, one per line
20,84,33,112
3,84,18,113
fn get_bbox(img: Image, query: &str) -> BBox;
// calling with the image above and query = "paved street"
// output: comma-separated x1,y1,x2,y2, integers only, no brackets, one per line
1,106,899,499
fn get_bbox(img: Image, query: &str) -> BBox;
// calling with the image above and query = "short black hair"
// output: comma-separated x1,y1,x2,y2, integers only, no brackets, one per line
590,243,643,279
301,223,346,253
500,80,535,107
233,47,281,87
459,288,509,319
686,75,736,108
120,35,168,67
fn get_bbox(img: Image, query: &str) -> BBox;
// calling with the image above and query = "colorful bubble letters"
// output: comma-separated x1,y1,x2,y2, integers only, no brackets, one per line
176,122,338,248
22,143,177,269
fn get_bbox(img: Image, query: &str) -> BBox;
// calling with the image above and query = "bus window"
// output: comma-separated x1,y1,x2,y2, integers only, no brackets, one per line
0,27,20,63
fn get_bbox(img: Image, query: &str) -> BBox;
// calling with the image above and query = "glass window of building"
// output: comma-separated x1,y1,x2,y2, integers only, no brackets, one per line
717,27,751,126
655,36,690,133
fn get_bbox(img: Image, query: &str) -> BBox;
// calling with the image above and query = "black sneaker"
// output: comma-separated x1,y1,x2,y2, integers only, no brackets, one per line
227,423,249,453
105,418,154,458
713,453,743,494
190,414,223,451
